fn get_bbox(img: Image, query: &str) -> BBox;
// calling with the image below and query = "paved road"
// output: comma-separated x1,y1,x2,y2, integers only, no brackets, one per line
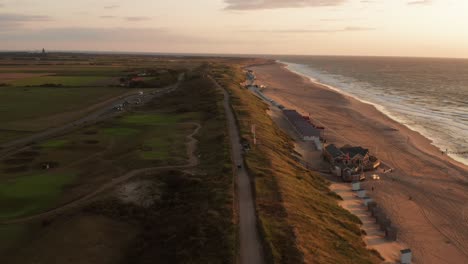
210,76,264,264
0,74,184,158
1,122,200,225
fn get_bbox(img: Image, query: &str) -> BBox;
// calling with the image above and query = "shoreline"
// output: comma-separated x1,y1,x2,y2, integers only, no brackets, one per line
278,60,468,168
249,62,468,264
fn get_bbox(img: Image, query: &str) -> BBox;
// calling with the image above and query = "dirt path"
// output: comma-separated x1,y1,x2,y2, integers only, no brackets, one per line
0,123,201,225
209,76,265,264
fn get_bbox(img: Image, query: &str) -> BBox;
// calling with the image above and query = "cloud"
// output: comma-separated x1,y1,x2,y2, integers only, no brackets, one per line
407,0,431,5
104,5,120,9
125,16,151,21
241,26,375,33
0,13,51,31
0,27,195,43
224,0,347,10
0,13,51,22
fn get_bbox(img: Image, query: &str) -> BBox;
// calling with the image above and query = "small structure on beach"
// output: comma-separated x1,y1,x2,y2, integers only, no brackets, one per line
283,109,322,141
386,226,398,241
401,249,412,264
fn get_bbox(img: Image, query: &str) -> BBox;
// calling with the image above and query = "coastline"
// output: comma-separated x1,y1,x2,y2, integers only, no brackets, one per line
279,60,468,167
249,62,468,264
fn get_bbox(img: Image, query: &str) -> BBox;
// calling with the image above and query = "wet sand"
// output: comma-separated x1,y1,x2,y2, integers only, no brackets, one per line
250,63,468,264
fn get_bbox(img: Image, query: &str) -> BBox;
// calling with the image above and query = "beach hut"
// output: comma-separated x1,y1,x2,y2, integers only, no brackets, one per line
367,201,377,211
379,218,391,231
375,211,386,224
386,226,397,241
363,197,374,206
401,249,412,264
352,181,360,191
357,189,366,198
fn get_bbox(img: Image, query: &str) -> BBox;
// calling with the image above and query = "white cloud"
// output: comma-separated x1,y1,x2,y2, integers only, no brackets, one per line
125,16,151,22
224,0,347,10
407,0,432,5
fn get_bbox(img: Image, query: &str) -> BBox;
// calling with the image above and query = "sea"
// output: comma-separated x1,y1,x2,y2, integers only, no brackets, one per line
271,55,468,166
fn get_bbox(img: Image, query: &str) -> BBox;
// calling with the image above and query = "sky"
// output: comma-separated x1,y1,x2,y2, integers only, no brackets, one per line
0,0,467,58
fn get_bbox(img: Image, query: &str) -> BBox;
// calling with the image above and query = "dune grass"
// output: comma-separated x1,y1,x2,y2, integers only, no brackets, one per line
212,64,381,264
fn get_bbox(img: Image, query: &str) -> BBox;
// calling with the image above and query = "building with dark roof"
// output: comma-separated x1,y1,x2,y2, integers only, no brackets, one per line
323,144,344,164
340,146,370,167
283,109,321,141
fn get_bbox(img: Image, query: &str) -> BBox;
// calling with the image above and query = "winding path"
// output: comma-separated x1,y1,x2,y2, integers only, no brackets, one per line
0,123,201,225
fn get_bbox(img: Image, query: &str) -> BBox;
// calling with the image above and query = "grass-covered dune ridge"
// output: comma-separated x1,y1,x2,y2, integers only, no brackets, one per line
211,63,381,264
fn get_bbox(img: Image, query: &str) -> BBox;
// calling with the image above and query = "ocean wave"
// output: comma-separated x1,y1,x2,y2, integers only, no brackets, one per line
279,60,468,166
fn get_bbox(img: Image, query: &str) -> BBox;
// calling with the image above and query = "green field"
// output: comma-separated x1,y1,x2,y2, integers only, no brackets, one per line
11,76,110,86
0,112,195,220
120,114,181,125
39,139,69,148
0,171,77,219
0,86,128,132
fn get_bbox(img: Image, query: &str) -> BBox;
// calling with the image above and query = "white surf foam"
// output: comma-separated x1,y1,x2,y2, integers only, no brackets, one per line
278,60,468,166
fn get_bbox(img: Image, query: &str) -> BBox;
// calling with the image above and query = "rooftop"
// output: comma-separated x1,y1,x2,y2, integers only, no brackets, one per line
325,144,344,158
340,146,369,158
283,110,321,138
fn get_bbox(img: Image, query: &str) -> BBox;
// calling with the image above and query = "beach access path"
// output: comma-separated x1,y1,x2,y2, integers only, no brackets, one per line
250,63,468,264
209,76,265,264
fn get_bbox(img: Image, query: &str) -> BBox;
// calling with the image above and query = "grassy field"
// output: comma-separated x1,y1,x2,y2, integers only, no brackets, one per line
10,76,111,86
0,111,197,220
0,171,77,219
0,86,129,132
1,66,235,264
0,53,189,141
211,63,381,263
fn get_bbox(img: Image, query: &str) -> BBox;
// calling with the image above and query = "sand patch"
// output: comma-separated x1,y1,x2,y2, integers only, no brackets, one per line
117,180,161,208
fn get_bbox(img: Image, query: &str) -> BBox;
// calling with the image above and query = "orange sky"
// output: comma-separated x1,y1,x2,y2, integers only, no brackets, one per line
0,0,467,58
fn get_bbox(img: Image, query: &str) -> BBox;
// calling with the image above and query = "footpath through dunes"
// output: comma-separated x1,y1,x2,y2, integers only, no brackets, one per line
210,64,381,264
0,123,201,225
210,76,265,264
250,62,468,264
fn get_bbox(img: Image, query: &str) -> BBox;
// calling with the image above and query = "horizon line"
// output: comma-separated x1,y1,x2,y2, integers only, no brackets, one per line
1,49,467,60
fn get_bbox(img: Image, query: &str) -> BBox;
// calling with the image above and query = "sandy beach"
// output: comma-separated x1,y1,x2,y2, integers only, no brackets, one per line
250,62,468,264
